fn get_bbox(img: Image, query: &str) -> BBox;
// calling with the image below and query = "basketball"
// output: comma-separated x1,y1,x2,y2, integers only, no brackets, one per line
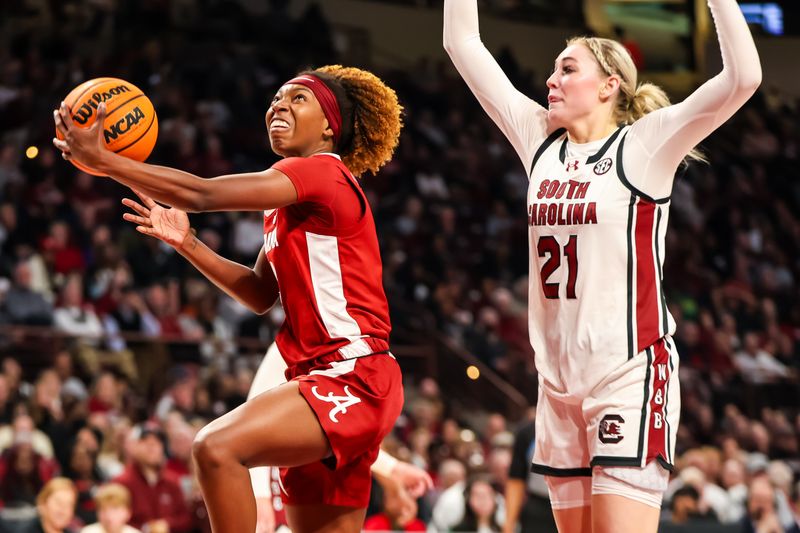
56,77,158,175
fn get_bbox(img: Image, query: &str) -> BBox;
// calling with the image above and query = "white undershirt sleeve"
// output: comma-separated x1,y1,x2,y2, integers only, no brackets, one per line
443,0,549,175
624,0,761,200
371,449,399,478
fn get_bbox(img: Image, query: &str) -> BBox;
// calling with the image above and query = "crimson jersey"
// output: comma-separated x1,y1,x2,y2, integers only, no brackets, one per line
264,153,391,369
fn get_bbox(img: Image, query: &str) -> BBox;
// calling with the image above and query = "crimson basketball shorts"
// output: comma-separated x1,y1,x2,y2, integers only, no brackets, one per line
532,337,680,478
279,352,403,508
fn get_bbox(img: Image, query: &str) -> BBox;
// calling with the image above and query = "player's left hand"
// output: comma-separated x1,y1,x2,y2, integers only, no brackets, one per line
53,100,108,169
122,189,191,249
391,461,433,499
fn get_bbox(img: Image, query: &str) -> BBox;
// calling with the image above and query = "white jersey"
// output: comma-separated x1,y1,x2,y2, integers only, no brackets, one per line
444,0,761,399
526,126,675,397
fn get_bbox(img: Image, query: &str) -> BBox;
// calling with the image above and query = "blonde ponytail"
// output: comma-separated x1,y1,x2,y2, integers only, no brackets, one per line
568,36,706,164
624,83,670,124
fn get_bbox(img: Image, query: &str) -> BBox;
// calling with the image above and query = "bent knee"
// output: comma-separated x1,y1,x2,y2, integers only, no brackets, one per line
192,426,234,469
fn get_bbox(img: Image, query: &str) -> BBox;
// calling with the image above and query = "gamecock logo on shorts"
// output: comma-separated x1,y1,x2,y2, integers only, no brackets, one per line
598,414,625,444
311,385,362,423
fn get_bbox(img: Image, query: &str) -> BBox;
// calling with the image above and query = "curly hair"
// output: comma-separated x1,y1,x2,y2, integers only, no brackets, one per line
303,65,403,177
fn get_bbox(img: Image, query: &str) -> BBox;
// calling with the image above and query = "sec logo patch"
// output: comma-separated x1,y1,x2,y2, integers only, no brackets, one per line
593,158,612,175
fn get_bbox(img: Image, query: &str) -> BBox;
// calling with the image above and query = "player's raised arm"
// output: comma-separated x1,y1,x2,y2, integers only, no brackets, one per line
624,0,761,199
53,101,298,213
443,0,548,171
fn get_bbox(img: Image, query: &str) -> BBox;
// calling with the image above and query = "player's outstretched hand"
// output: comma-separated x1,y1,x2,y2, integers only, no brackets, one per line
392,460,434,499
52,101,108,168
122,188,191,248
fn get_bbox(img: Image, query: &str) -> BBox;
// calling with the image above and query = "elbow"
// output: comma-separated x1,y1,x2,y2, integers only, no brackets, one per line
441,26,463,57
742,67,762,95
735,60,762,96
252,293,279,316
252,299,276,316
443,31,454,56
251,299,269,315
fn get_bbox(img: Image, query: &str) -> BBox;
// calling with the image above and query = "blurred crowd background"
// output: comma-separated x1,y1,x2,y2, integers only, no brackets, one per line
1,1,799,532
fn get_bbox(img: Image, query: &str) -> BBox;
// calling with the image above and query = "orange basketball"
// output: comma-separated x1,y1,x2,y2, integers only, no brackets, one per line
56,77,158,176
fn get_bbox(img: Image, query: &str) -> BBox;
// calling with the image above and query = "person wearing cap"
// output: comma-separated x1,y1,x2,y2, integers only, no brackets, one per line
80,483,141,533
112,424,191,533
55,64,405,533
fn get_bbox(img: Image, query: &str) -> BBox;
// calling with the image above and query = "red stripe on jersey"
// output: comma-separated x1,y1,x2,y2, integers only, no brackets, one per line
646,339,671,464
635,199,660,352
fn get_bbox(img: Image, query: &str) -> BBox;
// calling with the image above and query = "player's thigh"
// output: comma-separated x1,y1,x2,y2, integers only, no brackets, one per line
195,380,331,468
286,505,366,533
546,475,591,533
591,493,659,533
551,504,591,533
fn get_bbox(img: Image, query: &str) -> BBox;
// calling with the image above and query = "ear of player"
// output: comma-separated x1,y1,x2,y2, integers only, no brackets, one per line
53,77,158,175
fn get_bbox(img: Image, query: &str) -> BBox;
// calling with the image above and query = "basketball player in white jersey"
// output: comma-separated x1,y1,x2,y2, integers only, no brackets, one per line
444,1,760,531
247,342,433,533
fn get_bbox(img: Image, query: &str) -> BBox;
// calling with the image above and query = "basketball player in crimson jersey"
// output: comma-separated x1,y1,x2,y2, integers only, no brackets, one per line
444,1,760,531
247,342,432,533
54,66,405,533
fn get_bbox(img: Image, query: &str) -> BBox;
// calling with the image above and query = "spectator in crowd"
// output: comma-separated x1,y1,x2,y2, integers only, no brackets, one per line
96,420,132,482
719,458,748,522
42,221,85,277
453,476,503,533
767,460,798,531
430,459,468,530
54,273,135,380
162,415,196,500
86,373,121,420
80,483,141,533
64,441,102,526
666,485,715,526
734,332,793,384
2,262,53,326
153,367,197,423
741,475,800,533
0,427,60,508
18,477,78,533
142,283,193,340
0,413,54,460
113,424,192,533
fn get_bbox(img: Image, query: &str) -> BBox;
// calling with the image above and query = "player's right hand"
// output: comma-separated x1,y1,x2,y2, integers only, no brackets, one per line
392,460,433,498
122,188,191,249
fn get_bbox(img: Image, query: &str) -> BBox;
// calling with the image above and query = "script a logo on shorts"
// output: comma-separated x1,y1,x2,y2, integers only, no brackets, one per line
311,385,361,423
593,158,612,175
598,414,625,444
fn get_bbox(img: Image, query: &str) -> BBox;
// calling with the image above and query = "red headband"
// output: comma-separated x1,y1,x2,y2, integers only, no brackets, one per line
285,74,342,146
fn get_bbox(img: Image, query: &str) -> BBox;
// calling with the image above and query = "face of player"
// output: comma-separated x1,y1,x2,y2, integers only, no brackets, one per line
266,84,333,157
546,44,613,130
